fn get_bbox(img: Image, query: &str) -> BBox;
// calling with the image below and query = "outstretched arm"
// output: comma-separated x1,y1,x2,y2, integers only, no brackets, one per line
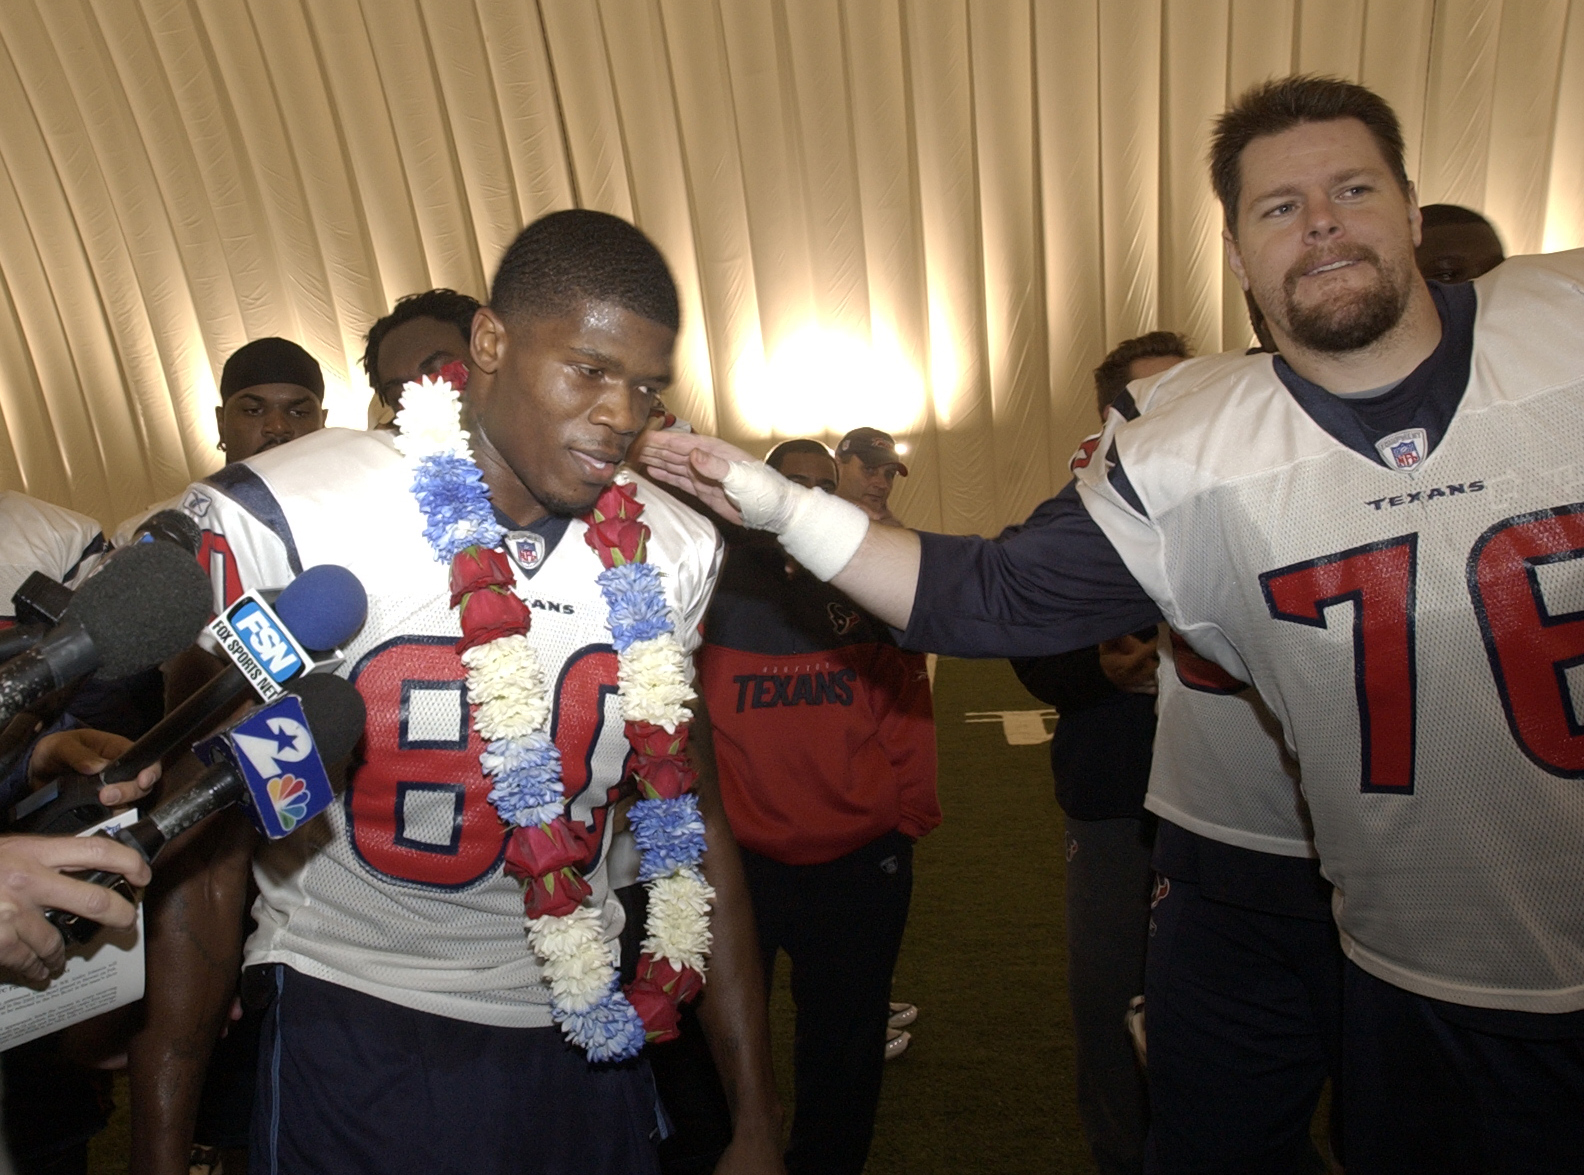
632,430,920,628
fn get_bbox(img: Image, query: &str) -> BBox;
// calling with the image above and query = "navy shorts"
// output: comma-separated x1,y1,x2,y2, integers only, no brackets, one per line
1342,960,1584,1174
1144,874,1342,1174
250,965,664,1175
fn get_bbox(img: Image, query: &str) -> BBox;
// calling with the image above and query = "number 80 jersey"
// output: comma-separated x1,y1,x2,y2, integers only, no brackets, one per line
181,428,722,1028
1076,252,1584,1013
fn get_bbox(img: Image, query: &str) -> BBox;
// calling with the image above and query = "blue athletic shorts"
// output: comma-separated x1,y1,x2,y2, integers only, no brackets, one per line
249,965,665,1175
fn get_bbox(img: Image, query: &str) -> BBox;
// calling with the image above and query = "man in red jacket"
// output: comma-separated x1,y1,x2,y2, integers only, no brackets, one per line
696,438,940,1175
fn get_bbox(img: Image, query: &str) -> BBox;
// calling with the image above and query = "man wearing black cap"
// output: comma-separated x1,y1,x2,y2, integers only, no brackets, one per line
214,336,327,463
834,428,907,526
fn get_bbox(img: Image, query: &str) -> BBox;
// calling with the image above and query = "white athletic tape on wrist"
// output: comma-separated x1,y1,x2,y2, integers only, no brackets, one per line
721,461,870,581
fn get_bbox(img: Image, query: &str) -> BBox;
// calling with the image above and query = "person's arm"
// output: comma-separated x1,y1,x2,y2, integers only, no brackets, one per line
687,698,785,1174
127,800,256,1175
632,430,1161,651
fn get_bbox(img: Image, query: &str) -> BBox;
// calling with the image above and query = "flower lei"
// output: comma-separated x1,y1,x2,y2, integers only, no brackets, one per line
393,363,713,1061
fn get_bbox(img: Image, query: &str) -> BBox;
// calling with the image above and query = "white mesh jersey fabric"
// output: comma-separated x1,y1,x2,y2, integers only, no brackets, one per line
1149,631,1311,858
0,491,106,611
1076,251,1584,1012
180,428,723,1026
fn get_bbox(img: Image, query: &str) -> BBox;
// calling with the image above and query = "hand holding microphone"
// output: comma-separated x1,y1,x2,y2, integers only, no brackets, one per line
0,834,151,983
43,673,365,946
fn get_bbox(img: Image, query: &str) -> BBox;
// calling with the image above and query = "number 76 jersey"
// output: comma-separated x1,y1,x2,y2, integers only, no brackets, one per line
1077,252,1584,1013
179,427,722,1027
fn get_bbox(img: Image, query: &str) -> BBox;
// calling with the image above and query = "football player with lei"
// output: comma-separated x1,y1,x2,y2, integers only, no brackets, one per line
132,211,783,1175
638,75,1584,1170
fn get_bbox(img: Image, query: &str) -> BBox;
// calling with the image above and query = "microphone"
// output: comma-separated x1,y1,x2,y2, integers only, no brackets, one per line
0,544,212,729
96,564,367,789
1,510,205,661
44,673,366,944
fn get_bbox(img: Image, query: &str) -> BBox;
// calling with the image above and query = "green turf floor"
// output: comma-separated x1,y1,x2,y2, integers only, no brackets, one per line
87,656,1092,1175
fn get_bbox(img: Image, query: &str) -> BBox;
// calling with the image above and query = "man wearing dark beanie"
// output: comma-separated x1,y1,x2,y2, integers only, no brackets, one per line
215,336,326,464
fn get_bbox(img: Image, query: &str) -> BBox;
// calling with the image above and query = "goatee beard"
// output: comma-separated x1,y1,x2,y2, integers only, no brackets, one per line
1277,245,1412,353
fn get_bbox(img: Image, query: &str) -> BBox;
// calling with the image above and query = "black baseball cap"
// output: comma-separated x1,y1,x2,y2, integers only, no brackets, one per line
835,427,908,475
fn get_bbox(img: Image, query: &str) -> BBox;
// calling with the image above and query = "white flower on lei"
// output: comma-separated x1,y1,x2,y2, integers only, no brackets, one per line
527,907,617,1012
392,375,471,460
618,633,692,731
641,866,715,974
462,636,550,739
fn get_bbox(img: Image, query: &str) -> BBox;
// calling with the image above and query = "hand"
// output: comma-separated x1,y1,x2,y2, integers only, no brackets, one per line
1098,632,1159,695
0,834,152,983
28,728,160,808
712,1116,786,1175
629,430,754,524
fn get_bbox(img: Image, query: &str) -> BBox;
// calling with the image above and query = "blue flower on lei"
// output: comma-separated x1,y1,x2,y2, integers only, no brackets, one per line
411,453,504,560
629,794,708,881
597,562,672,650
482,733,565,827
555,987,648,1061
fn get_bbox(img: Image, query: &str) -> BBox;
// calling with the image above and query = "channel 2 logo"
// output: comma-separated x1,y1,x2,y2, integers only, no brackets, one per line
230,599,303,684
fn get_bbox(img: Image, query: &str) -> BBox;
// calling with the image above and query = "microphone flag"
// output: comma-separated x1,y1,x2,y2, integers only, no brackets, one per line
195,693,335,838
206,592,312,702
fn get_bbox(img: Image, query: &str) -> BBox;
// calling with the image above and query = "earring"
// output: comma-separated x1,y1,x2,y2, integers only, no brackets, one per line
217,439,227,452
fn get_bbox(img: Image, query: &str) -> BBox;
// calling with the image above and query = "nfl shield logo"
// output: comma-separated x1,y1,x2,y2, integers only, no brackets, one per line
1389,439,1421,468
1375,428,1428,471
504,530,547,572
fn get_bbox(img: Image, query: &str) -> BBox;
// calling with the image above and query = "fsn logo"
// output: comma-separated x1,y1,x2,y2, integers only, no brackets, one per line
231,602,301,681
267,774,310,830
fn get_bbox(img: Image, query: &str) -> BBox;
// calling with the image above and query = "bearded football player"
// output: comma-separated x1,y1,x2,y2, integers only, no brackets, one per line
130,210,782,1175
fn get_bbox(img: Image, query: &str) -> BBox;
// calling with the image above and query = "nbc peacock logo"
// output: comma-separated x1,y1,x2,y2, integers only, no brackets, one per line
267,774,311,831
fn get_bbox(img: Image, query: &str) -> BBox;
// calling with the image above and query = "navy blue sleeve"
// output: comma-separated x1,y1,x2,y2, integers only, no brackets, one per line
902,479,1161,658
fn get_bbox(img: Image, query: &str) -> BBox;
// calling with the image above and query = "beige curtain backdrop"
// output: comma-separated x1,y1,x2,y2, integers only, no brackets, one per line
0,0,1580,535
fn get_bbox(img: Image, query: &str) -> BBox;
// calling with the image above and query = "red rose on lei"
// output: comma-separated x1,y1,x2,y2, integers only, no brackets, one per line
503,818,593,881
449,545,515,607
626,982,683,1043
627,721,689,759
595,481,645,521
633,952,705,1004
584,514,648,566
522,866,592,919
455,586,530,654
634,756,696,801
438,359,470,390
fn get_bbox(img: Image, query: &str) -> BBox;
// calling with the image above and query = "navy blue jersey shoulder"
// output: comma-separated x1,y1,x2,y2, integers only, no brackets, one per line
205,464,303,576
707,537,896,655
1272,280,1475,464
905,478,1161,658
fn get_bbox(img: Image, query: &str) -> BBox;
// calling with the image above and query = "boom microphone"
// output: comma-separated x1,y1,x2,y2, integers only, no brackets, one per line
44,673,366,944
0,544,212,728
97,564,368,788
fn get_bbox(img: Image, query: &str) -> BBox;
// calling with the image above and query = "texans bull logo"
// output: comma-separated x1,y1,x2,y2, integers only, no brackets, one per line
827,602,860,636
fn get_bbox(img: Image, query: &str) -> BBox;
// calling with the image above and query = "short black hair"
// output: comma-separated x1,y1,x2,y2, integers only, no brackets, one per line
1210,75,1409,236
489,209,679,332
766,438,833,472
1419,203,1496,232
361,288,481,397
1093,331,1193,414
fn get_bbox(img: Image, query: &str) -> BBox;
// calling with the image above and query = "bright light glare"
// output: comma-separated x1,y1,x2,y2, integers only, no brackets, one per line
735,325,926,439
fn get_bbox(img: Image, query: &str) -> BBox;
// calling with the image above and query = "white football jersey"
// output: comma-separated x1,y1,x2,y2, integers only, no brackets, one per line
1076,252,1584,1012
0,491,107,617
180,427,722,1027
1150,630,1311,858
